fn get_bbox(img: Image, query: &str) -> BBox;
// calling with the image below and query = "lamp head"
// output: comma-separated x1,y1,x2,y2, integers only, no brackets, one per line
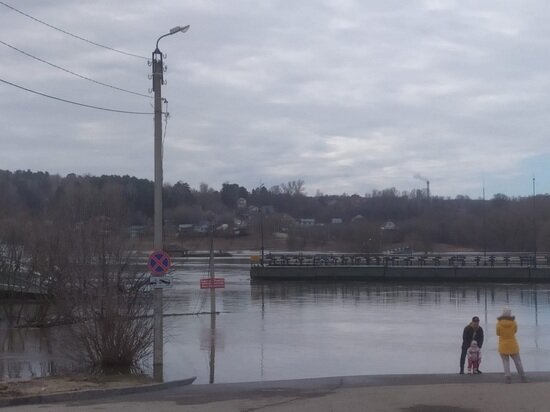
170,25,190,34
155,25,190,49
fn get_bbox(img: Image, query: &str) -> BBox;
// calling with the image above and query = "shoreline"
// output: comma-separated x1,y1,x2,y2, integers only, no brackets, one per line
3,371,550,410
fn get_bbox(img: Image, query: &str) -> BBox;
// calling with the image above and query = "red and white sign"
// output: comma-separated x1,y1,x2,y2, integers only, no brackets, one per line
200,278,225,289
148,250,171,276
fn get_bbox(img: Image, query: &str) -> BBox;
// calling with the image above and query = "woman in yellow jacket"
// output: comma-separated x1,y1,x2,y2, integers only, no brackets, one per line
496,308,528,383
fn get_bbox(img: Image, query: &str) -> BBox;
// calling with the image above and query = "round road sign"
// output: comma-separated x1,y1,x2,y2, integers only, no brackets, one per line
148,250,171,276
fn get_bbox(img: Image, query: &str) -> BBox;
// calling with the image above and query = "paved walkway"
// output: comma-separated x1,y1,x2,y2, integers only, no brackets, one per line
3,372,550,412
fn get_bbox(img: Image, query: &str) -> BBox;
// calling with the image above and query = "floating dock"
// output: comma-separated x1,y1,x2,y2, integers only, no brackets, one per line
250,253,550,282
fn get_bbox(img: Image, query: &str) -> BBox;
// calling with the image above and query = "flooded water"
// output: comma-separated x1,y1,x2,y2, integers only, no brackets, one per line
2,254,550,383
0,304,77,380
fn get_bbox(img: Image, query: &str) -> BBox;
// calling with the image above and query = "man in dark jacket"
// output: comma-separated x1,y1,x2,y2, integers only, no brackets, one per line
460,316,484,374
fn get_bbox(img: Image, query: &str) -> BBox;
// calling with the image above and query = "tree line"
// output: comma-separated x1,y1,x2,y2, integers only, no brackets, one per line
1,169,549,253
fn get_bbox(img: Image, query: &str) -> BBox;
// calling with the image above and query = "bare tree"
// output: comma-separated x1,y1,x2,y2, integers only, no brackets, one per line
47,221,153,372
280,180,306,196
10,211,155,373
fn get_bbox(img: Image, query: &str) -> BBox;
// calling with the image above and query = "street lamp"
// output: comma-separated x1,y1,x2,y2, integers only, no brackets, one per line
152,25,189,382
533,176,537,269
152,24,189,251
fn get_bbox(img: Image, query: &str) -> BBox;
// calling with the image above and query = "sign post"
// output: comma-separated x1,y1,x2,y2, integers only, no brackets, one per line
148,249,171,382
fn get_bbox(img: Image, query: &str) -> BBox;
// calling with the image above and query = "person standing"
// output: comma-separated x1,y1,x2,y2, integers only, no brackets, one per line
466,340,482,374
460,316,484,374
497,307,528,383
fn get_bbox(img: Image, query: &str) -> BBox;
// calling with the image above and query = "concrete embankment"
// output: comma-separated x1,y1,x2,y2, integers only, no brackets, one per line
6,372,550,412
250,265,550,281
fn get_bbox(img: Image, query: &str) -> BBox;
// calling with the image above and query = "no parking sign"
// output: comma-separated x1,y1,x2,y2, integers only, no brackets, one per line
148,250,171,276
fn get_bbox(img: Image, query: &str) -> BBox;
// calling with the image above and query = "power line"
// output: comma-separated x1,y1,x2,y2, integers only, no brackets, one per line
0,1,148,60
0,77,153,115
0,40,152,99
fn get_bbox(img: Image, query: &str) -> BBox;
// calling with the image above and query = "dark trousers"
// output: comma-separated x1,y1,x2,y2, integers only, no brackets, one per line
460,346,468,372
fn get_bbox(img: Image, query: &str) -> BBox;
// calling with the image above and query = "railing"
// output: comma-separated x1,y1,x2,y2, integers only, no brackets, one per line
0,271,46,295
251,253,549,268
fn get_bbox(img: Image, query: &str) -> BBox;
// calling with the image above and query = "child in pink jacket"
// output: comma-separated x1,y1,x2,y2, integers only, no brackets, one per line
467,340,481,374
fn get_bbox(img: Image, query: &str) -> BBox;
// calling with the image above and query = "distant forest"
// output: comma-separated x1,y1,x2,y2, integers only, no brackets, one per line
1,169,549,253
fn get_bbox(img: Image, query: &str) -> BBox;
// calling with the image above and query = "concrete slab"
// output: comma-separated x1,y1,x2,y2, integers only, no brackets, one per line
3,372,550,412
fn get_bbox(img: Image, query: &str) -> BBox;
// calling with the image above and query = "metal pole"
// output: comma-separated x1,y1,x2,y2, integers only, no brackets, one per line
209,224,216,315
209,225,216,384
152,46,164,382
533,176,537,268
482,180,486,257
260,208,265,265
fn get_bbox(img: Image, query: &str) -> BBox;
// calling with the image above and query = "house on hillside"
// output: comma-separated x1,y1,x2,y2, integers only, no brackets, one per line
178,224,194,233
381,221,396,231
194,221,211,233
128,225,145,238
237,197,247,209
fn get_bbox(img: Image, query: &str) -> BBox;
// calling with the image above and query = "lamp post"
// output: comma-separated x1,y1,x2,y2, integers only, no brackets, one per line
533,176,537,269
152,25,189,382
482,179,486,257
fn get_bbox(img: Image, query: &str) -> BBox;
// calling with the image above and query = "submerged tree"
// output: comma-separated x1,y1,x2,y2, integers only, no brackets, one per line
50,220,153,373
66,266,153,372
13,194,155,373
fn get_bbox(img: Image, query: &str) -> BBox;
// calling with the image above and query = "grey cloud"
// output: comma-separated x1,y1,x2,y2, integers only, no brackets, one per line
2,1,550,197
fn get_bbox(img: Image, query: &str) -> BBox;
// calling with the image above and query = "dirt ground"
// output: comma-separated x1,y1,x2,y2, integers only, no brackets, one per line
0,374,153,398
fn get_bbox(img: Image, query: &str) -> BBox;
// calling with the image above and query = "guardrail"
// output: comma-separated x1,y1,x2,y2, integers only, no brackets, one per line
251,253,548,268
0,272,46,296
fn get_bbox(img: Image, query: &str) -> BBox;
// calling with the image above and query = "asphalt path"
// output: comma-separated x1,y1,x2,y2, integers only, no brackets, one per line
3,372,550,412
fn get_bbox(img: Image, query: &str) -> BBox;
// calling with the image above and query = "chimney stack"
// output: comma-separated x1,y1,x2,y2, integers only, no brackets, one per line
427,181,430,199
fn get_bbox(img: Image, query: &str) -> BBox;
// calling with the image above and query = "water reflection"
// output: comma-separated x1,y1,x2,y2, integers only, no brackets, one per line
0,302,82,380
1,303,56,380
0,328,57,380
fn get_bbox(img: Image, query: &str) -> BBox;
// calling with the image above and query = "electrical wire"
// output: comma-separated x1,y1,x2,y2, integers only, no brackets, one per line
0,1,148,60
0,77,153,115
0,40,151,99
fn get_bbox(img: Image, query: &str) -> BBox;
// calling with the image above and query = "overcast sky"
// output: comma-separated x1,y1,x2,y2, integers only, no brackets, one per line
1,0,550,198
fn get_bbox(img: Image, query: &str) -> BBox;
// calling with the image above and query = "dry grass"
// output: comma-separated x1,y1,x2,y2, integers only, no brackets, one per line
0,374,154,398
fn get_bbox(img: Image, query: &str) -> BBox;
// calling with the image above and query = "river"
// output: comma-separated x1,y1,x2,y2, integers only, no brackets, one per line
2,254,550,383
